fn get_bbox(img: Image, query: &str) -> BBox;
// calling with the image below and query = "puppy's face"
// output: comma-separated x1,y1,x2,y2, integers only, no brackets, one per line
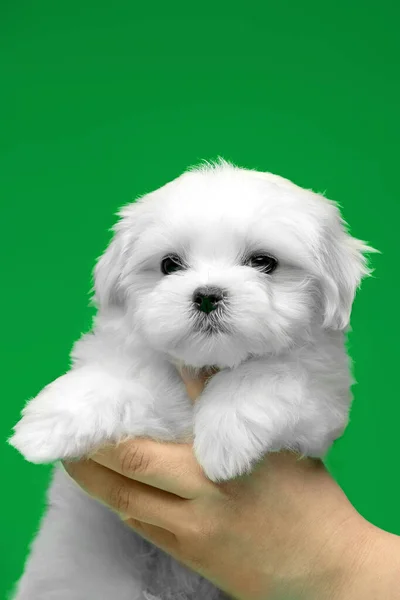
95,162,372,368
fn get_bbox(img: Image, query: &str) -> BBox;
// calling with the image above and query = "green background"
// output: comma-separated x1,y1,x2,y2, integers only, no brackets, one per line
1,1,399,597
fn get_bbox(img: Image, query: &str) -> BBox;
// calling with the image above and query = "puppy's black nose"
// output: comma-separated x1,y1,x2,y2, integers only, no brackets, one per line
193,287,224,314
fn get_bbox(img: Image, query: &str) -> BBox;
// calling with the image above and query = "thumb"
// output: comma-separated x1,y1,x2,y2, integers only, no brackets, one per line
179,367,218,402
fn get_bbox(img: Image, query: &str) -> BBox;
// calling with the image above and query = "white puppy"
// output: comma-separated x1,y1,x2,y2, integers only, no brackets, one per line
10,160,373,599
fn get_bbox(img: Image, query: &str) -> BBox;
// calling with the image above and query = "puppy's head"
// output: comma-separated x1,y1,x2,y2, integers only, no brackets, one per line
94,160,374,368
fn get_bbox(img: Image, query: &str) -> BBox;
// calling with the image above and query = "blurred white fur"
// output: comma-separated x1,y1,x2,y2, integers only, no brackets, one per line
10,160,373,599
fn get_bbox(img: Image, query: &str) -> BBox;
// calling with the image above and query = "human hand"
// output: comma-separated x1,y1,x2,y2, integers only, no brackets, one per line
63,371,398,600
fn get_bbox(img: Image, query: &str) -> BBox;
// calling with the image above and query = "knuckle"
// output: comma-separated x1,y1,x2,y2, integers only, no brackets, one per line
177,538,205,570
179,515,219,564
109,484,131,515
182,518,206,541
199,519,216,542
186,553,204,571
120,442,151,477
125,517,145,533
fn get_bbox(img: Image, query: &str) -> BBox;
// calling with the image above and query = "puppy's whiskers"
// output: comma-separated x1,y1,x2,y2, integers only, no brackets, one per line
189,301,231,335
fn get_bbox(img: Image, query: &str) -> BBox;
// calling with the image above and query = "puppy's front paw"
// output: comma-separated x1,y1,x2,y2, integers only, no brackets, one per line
194,435,252,482
9,370,135,463
194,409,269,482
10,399,81,464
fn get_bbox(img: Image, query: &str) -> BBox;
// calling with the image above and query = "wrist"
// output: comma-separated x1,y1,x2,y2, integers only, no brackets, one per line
334,526,400,600
305,512,374,600
304,514,400,600
231,492,372,600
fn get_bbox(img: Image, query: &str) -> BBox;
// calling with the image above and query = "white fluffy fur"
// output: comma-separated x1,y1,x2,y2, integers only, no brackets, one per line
10,160,373,599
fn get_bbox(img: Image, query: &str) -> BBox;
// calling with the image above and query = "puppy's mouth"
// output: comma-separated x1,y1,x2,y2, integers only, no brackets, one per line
191,307,231,335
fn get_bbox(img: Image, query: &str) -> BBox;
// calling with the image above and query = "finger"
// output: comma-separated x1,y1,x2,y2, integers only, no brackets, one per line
182,375,207,402
124,518,179,556
90,439,216,499
63,458,187,531
180,366,218,402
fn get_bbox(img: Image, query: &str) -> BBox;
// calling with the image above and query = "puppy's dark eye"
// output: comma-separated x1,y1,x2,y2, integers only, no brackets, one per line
161,255,184,275
246,253,278,274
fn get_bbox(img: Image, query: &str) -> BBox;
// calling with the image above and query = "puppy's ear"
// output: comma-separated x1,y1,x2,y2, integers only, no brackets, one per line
93,229,128,310
93,201,145,311
317,202,376,330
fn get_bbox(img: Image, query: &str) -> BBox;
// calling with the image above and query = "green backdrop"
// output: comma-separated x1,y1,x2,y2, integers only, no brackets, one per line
1,1,399,597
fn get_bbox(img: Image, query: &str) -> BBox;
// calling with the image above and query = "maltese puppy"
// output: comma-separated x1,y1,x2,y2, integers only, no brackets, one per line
10,160,373,600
